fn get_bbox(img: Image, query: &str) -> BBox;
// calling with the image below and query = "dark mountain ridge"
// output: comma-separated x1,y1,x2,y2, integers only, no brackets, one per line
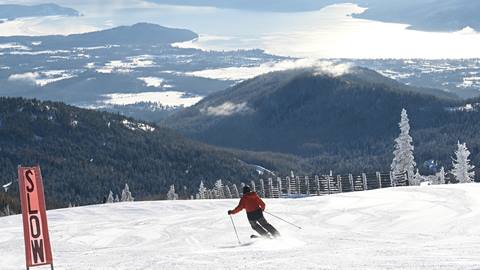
0,97,261,212
165,68,480,175
147,0,480,32
0,3,79,21
0,23,198,48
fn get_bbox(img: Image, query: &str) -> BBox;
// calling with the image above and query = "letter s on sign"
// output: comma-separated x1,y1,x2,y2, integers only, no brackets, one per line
25,170,35,192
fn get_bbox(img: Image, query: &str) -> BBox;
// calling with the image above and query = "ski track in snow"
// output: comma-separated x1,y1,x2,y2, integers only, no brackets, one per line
2,184,480,269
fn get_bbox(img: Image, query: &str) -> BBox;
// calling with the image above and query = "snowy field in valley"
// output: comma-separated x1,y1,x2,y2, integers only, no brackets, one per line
2,184,480,269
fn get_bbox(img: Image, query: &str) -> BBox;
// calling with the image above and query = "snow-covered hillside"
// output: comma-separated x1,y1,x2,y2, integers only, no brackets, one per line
2,184,480,269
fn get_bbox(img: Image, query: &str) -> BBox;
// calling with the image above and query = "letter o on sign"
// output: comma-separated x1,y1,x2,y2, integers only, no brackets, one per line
29,215,41,238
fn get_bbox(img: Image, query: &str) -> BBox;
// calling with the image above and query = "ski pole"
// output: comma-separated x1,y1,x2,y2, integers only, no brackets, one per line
264,210,302,229
229,215,241,244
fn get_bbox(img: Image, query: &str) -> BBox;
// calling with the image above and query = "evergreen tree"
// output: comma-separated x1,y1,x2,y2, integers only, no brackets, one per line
214,180,225,199
258,179,265,198
391,109,416,183
451,141,475,183
231,184,240,198
250,180,256,193
224,185,232,199
121,183,134,202
198,181,207,199
267,178,274,198
3,204,11,216
435,167,445,185
411,169,421,186
181,185,188,200
167,185,178,200
106,191,114,203
114,194,120,203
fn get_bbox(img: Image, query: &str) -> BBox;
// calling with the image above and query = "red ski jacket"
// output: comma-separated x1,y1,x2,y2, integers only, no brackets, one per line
231,192,265,214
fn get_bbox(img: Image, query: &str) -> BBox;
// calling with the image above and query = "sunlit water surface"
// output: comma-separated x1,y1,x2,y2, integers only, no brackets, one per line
0,0,479,58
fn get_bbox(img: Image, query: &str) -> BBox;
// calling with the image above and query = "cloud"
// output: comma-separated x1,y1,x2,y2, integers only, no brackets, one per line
8,72,39,85
202,102,251,116
138,77,165,88
8,70,76,86
312,61,353,77
97,55,155,74
185,59,352,81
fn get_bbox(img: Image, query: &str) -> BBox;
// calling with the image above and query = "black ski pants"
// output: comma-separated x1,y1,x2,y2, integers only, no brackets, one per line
247,209,280,237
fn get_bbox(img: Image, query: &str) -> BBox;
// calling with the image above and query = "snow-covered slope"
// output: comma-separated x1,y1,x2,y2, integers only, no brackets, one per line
2,184,480,269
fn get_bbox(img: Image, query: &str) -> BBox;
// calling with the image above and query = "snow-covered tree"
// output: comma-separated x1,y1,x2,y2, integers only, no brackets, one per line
277,177,283,197
114,194,120,203
2,204,11,216
68,202,73,208
285,176,291,195
411,169,422,186
258,179,265,198
224,185,232,199
391,109,416,183
434,167,446,185
451,141,475,183
106,190,114,203
121,183,134,202
304,176,310,196
214,180,225,199
231,184,240,198
167,184,178,200
198,181,207,199
250,180,256,193
295,176,301,194
267,178,274,198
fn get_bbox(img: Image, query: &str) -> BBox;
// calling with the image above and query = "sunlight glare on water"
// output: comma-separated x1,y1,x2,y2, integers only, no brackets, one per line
0,0,479,59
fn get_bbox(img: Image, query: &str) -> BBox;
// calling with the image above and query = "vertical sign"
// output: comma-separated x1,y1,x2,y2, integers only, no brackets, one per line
18,166,53,269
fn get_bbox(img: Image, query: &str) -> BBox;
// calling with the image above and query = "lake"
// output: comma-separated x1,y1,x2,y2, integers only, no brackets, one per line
0,0,479,59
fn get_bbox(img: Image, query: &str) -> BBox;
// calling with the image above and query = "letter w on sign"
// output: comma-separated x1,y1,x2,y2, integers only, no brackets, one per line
18,166,53,269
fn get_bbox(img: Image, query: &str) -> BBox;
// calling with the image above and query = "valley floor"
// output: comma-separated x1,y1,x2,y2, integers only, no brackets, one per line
2,184,480,269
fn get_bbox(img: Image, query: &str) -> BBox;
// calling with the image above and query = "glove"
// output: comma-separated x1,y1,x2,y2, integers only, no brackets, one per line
228,210,233,215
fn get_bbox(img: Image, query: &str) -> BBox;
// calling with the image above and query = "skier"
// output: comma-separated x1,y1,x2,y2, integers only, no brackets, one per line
228,185,280,238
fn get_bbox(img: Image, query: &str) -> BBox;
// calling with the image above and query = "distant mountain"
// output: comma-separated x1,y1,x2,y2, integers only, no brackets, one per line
0,3,79,20
350,59,480,99
164,68,480,174
0,23,284,122
0,23,198,47
147,0,480,32
353,0,480,32
0,97,263,211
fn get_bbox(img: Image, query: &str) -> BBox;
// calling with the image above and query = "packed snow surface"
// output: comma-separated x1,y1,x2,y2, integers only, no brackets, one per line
2,184,480,269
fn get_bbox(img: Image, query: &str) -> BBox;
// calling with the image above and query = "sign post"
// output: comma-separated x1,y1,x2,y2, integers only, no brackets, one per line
18,166,54,270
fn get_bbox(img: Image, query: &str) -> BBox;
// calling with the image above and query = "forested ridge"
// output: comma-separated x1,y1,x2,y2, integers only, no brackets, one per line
0,97,263,213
